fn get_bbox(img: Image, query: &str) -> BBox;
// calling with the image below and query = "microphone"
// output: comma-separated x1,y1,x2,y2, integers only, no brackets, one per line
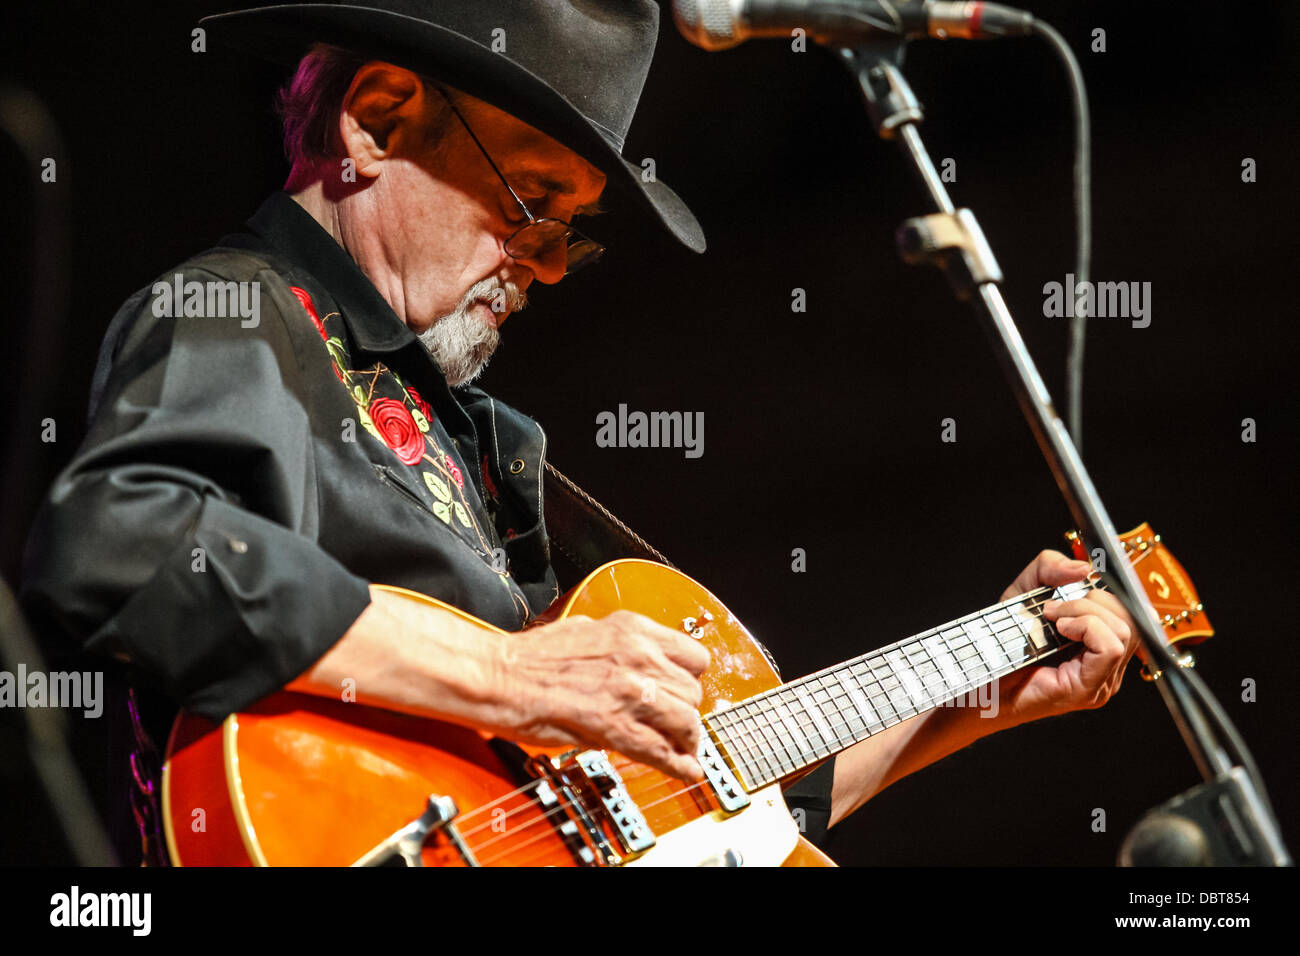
673,0,1034,51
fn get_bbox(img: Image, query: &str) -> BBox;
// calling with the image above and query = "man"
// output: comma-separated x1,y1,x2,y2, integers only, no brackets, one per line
21,0,1137,864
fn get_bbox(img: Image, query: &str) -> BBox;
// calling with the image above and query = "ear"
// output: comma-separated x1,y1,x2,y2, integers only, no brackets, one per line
337,62,429,179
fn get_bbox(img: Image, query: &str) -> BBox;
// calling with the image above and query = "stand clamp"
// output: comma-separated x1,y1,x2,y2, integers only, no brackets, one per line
897,209,1003,300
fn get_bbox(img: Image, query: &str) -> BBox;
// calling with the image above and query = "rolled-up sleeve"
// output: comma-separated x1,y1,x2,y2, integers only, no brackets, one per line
21,262,372,720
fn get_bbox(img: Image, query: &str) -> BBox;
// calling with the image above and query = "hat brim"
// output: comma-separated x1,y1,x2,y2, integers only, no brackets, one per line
200,4,706,252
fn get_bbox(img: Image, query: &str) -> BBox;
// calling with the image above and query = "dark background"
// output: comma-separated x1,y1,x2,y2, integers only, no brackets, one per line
2,1,1297,866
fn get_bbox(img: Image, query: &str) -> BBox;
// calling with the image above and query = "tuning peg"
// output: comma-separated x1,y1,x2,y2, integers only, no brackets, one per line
1140,652,1196,683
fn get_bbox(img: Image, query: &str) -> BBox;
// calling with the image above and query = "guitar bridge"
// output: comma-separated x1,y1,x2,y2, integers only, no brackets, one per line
525,753,622,866
523,749,660,865
571,751,656,855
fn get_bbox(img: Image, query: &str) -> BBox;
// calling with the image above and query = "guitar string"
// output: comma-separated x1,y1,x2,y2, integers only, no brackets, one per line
440,582,1091,853
454,573,1194,862
616,583,1087,780
610,585,1088,797
451,582,1073,841
380,548,1161,851
459,564,1179,864
618,570,1193,820
629,569,1198,803
454,585,1090,861
468,612,1058,865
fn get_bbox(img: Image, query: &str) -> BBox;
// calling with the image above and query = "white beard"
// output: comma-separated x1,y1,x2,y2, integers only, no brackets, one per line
418,277,526,386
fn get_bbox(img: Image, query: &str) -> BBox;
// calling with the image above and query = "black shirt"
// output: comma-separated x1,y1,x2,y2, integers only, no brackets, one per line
21,191,835,859
23,192,560,721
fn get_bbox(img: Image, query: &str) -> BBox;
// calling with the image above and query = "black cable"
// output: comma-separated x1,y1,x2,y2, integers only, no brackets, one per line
1026,24,1283,852
1030,19,1091,454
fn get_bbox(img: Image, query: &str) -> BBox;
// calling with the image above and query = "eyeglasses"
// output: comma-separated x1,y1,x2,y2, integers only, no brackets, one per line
433,86,605,276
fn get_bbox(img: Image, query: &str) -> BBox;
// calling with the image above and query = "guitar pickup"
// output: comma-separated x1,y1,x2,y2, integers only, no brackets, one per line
699,729,750,813
571,751,656,856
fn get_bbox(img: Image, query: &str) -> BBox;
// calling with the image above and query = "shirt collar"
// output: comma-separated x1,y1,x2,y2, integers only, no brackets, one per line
244,191,418,355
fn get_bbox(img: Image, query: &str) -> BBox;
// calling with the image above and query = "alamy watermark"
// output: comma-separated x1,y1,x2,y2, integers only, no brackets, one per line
595,403,704,459
1042,273,1151,328
0,665,103,718
151,273,260,328
50,886,150,935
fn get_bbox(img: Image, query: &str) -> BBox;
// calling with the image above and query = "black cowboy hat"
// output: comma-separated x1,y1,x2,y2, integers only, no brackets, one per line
199,1,706,253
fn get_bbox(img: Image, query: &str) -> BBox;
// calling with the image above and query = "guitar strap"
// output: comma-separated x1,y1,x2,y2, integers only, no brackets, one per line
542,462,786,683
541,461,676,591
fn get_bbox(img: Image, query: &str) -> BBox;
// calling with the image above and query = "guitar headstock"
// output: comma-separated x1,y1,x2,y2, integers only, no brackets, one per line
1065,522,1213,675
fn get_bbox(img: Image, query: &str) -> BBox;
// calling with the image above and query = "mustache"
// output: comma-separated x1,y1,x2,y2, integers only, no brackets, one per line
460,277,527,316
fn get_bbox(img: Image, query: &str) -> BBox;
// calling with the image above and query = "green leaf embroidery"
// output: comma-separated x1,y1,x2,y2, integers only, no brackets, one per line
355,403,381,440
423,471,451,503
410,406,430,433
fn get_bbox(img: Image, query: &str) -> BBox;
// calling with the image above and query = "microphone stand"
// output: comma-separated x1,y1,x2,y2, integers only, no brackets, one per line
837,39,1289,865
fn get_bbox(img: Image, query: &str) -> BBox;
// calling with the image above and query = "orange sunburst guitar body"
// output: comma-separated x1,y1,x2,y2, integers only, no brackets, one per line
165,560,827,866
163,526,1211,867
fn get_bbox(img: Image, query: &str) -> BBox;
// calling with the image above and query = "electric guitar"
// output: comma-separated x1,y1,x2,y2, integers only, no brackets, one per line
162,522,1211,866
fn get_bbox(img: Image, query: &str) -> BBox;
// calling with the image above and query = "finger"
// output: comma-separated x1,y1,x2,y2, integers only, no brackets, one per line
1002,549,1091,600
1054,616,1127,707
615,720,704,782
648,625,712,675
1044,598,1131,642
1053,614,1127,665
650,661,706,710
636,691,703,756
1087,590,1143,655
613,611,712,675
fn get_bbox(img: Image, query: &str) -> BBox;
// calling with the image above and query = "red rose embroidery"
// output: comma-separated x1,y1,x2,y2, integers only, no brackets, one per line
480,454,499,500
368,398,425,465
289,286,328,342
407,387,433,421
445,454,464,490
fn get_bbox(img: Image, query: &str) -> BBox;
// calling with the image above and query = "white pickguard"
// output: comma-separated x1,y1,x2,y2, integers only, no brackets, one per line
624,783,799,867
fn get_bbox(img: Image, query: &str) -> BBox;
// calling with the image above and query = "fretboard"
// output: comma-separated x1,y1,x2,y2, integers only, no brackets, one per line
703,580,1093,791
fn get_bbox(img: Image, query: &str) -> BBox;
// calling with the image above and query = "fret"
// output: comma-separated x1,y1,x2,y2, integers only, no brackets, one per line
981,610,1024,667
792,683,836,756
990,605,1043,662
813,673,858,745
750,698,798,779
860,654,906,725
886,646,931,714
944,623,990,682
771,694,816,765
722,702,769,785
706,711,758,786
748,697,798,778
701,714,739,782
877,651,920,719
838,666,884,734
964,617,1010,678
990,602,1041,656
993,600,1056,665
702,581,1108,788
897,639,935,700
908,635,954,701
921,632,967,700
938,624,979,691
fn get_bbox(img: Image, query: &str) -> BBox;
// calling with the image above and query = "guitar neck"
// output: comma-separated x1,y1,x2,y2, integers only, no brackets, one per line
703,579,1095,791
